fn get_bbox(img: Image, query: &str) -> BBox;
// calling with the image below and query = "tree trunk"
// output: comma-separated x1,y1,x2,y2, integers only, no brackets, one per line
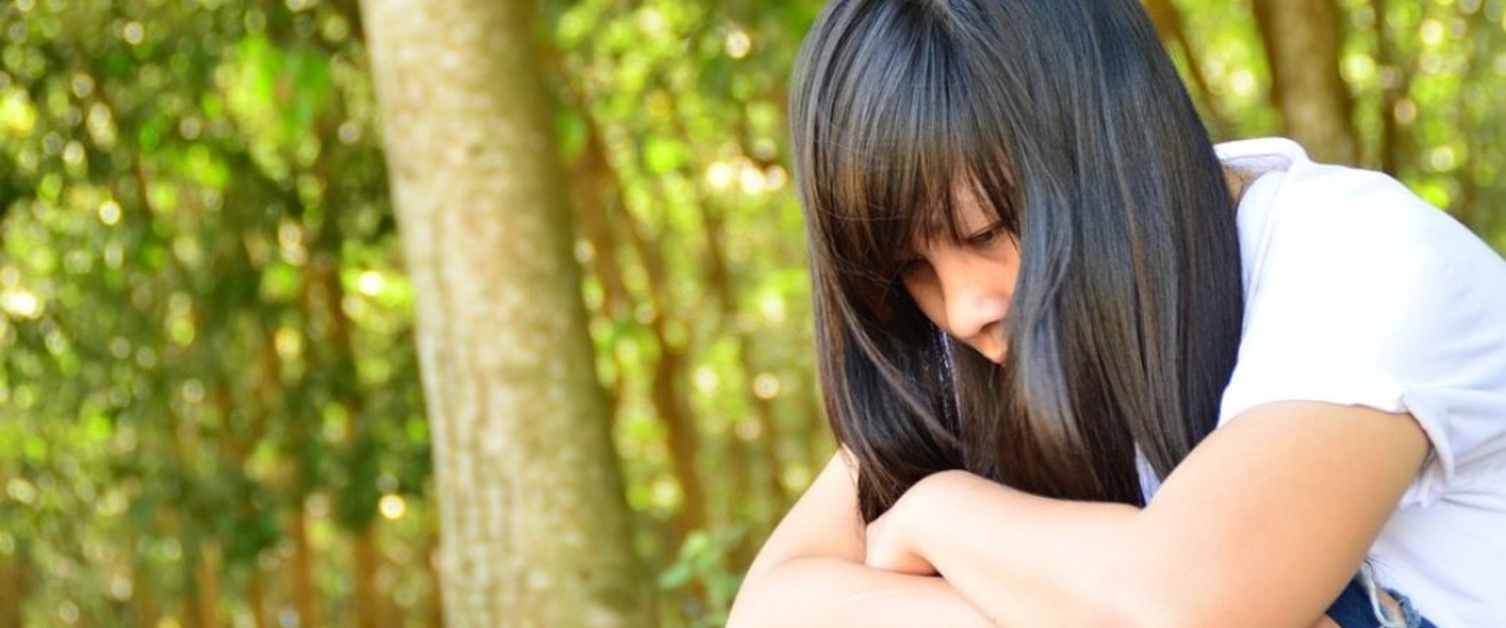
1251,0,1357,163
1369,0,1408,175
0,551,24,628
192,539,223,628
247,565,268,628
350,528,382,628
1143,0,1231,138
360,0,654,626
289,507,323,628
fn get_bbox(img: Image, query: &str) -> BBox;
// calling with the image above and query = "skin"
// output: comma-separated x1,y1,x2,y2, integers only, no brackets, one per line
728,180,1424,627
895,183,1019,366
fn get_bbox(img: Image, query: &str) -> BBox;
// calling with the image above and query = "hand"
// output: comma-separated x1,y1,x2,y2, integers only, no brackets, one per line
865,504,938,576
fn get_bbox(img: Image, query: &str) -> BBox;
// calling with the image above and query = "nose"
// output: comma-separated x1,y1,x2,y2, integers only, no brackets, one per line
933,253,1011,361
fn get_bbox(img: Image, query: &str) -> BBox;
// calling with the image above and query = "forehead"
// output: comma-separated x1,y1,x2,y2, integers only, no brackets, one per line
904,176,1003,248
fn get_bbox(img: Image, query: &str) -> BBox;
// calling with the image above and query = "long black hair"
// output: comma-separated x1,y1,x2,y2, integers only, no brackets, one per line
789,0,1245,520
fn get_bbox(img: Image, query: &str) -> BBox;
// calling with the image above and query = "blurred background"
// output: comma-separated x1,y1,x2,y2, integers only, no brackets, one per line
1,0,1502,626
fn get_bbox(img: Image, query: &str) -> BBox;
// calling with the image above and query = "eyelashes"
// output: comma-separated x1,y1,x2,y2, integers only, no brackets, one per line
966,222,1007,246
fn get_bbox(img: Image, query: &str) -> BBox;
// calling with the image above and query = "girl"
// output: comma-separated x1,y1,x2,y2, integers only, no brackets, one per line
727,0,1506,626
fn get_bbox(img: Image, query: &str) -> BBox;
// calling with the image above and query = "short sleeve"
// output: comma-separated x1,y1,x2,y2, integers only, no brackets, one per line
1220,167,1506,507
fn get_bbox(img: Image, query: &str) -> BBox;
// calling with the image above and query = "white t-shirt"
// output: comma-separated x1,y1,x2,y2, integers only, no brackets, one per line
1145,137,1506,625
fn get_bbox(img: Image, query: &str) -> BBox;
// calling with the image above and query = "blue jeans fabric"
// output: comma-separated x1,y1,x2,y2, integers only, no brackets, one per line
1325,565,1436,628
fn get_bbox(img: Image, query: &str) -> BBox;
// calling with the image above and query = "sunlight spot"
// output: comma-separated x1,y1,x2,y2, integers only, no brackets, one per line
135,347,158,369
759,291,785,324
1341,54,1376,85
752,138,778,161
98,199,121,225
357,270,385,296
6,478,36,505
694,366,719,394
1394,98,1418,125
87,102,116,146
736,417,762,441
725,30,752,59
739,164,767,195
574,239,595,264
1428,146,1458,172
274,326,303,360
338,120,362,144
122,21,145,46
306,493,331,518
2,290,43,320
322,14,351,42
2,90,38,136
97,490,128,517
638,8,667,37
278,220,306,265
705,161,735,190
1419,19,1444,46
784,465,813,490
379,494,407,520
104,242,124,268
1229,70,1257,97
108,576,133,601
752,373,781,400
70,74,94,99
650,477,681,509
58,600,79,625
182,379,206,404
765,165,788,191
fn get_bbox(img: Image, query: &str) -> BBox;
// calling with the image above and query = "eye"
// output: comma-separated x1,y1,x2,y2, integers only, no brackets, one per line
966,222,1005,246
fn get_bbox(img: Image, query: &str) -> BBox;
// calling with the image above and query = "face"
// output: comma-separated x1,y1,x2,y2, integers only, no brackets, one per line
898,184,1020,365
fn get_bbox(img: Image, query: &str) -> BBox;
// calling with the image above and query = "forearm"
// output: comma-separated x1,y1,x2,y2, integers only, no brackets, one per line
903,450,1390,628
905,472,1139,626
727,556,994,628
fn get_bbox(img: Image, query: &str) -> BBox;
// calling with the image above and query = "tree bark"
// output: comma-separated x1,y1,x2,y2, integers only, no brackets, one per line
1143,0,1232,138
360,0,654,625
1369,0,1408,175
289,506,323,628
0,551,24,628
1251,0,1358,163
192,539,224,628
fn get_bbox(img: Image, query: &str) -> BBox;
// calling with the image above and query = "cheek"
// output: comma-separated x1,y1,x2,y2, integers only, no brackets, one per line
902,276,948,331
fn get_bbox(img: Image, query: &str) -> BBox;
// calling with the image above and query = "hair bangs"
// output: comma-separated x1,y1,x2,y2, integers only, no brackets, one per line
806,7,1020,321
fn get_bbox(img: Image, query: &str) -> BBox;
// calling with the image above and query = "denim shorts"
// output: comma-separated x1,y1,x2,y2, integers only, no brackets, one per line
1325,564,1436,628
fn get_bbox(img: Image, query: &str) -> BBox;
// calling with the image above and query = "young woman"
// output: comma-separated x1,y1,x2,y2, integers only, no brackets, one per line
727,0,1506,626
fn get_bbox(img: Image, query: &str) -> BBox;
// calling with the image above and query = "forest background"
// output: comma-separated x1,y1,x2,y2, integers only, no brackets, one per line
2,0,1504,626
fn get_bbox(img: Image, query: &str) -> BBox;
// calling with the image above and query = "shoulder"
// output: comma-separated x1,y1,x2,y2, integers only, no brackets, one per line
1226,139,1506,377
1215,139,1506,625
1223,137,1506,318
1219,138,1506,497
1229,138,1464,251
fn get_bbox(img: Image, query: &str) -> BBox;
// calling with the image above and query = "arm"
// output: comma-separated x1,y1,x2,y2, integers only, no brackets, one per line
869,401,1428,628
727,451,994,628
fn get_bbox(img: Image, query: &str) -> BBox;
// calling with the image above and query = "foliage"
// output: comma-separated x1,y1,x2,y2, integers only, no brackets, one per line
0,0,1502,625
